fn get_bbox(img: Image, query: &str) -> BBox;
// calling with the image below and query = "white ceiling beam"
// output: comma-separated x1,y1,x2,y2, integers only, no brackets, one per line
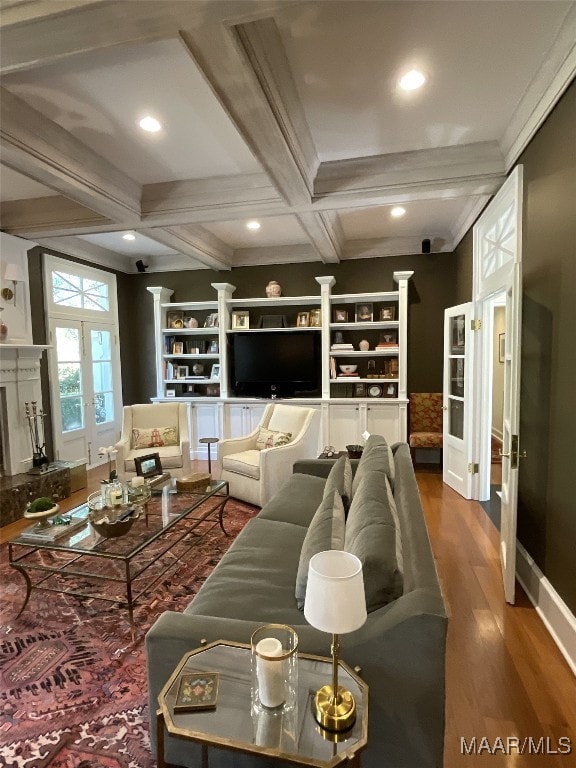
233,243,318,267
0,87,141,222
179,19,313,206
33,234,133,272
0,195,110,236
342,235,453,261
141,225,233,271
0,1,109,28
0,0,296,74
296,211,342,263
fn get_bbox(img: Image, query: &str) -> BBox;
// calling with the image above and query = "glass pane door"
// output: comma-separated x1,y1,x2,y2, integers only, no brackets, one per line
55,325,85,432
90,328,114,425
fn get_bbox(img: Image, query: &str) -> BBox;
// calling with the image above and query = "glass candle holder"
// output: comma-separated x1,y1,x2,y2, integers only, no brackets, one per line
251,624,298,714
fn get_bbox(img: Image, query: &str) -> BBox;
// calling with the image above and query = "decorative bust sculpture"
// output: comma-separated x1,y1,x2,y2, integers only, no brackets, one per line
265,281,282,298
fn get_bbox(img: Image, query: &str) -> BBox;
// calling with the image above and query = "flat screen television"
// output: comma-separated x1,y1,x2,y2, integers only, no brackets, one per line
230,331,321,398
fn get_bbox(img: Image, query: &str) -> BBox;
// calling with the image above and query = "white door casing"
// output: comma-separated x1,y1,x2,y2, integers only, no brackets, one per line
443,302,475,498
473,166,524,604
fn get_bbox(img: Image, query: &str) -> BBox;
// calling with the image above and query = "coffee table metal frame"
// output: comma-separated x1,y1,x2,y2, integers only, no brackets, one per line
8,480,229,637
156,640,368,768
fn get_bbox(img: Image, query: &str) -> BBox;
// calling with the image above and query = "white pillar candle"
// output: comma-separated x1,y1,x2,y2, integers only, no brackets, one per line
256,637,285,708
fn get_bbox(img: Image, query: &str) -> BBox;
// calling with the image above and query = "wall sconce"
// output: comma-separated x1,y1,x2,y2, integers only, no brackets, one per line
1,263,25,306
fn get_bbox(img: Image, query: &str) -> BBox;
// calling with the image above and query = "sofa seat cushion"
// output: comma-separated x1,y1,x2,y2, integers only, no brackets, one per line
295,490,345,609
221,450,261,479
345,471,403,612
258,473,326,527
185,518,306,626
409,432,443,449
123,445,184,471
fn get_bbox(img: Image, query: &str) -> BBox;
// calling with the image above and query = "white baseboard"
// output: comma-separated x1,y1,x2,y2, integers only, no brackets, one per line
516,541,576,676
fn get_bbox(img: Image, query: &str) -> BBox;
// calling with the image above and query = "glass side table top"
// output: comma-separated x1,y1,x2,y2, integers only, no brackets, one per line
158,641,368,768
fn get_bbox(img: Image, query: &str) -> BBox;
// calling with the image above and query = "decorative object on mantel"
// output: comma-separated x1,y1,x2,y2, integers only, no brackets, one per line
25,401,51,473
359,339,370,351
0,308,7,342
265,280,282,298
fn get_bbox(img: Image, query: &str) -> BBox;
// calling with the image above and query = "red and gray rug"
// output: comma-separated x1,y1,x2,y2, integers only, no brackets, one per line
0,499,258,768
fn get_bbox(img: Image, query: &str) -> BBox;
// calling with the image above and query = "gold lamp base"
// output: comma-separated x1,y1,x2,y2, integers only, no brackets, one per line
313,684,356,732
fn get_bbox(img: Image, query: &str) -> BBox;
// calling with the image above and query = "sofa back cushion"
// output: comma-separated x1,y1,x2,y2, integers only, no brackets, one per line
352,434,395,496
267,404,311,437
295,490,345,610
323,455,353,512
345,471,403,612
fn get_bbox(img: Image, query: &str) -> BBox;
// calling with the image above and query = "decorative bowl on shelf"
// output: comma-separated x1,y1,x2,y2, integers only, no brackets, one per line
339,364,358,374
87,490,147,538
24,501,60,529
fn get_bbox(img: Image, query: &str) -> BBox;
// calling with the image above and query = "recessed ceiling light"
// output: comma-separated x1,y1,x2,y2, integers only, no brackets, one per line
122,233,136,241
399,69,426,92
138,116,162,133
390,206,406,218
246,220,261,230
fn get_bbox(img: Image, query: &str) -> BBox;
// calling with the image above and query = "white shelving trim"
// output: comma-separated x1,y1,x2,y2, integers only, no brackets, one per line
227,295,320,308
161,301,218,311
329,321,399,331
226,326,321,334
330,291,399,304
330,350,399,357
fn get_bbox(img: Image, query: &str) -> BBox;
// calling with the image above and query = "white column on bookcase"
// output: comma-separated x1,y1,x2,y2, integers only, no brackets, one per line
315,275,336,399
147,286,174,398
393,271,413,402
211,282,236,399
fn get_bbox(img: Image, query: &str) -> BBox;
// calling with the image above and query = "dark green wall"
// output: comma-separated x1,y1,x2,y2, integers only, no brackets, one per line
121,253,458,403
455,80,576,614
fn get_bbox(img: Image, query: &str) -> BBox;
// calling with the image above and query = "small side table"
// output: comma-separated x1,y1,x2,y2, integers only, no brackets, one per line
156,640,368,768
199,437,219,474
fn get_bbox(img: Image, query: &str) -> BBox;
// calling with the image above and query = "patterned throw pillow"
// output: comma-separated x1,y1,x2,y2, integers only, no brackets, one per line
132,426,178,449
255,427,293,450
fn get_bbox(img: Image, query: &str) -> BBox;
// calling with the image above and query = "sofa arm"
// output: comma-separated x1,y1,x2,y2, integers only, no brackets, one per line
219,432,259,458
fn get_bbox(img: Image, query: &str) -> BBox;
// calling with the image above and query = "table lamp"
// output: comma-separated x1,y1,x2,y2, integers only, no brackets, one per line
304,550,367,731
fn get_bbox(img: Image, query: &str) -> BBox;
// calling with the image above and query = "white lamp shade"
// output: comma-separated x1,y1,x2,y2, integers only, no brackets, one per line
304,550,367,634
3,263,25,283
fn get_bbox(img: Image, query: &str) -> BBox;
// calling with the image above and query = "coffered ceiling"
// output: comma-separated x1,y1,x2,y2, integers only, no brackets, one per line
1,0,574,273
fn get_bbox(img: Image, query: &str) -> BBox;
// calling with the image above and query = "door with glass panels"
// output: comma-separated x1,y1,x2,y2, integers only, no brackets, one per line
442,302,475,498
44,255,122,468
48,319,121,466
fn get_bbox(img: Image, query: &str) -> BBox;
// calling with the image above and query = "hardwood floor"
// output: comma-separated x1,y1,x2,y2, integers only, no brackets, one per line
1,464,574,766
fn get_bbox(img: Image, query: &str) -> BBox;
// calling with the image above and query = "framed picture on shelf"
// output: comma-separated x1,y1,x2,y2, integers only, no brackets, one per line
211,364,221,380
207,340,219,353
206,383,220,396
134,452,163,478
204,313,219,328
355,303,373,322
333,308,348,323
165,389,176,398
231,310,249,329
172,341,184,355
380,306,396,321
309,308,322,327
167,311,184,329
176,365,189,379
297,311,309,327
353,383,367,397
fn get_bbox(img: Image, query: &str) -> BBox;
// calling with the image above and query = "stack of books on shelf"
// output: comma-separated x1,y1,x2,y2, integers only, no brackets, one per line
376,341,398,350
330,342,354,352
19,507,90,543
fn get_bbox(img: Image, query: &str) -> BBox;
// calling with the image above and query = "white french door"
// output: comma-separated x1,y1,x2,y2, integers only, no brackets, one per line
44,256,122,468
473,166,524,604
442,302,475,498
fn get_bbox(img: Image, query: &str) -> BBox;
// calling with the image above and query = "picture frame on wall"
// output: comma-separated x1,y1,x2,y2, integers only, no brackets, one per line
355,303,373,322
231,310,249,329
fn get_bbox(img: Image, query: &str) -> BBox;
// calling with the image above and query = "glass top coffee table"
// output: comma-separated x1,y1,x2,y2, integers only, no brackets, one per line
157,641,368,768
8,479,229,637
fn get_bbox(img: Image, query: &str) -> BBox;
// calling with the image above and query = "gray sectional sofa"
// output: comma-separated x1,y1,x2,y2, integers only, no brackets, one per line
146,437,448,768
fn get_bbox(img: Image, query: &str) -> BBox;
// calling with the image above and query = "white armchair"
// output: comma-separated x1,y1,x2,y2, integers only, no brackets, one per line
114,403,191,481
219,403,320,507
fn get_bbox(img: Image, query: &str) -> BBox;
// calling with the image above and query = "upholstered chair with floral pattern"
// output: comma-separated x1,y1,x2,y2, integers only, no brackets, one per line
409,393,443,465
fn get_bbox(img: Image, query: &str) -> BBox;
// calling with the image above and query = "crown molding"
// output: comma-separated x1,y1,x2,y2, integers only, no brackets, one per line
450,196,491,249
343,235,452,261
232,243,319,267
0,195,109,236
34,235,133,272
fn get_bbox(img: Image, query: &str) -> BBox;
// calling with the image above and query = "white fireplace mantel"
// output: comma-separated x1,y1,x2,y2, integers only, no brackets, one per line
0,344,51,476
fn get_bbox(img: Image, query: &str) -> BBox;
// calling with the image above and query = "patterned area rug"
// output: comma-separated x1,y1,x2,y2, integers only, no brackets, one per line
0,498,259,768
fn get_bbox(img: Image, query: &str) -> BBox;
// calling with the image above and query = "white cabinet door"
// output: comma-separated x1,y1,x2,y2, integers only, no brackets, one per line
193,403,221,459
224,403,267,438
327,403,362,450
364,403,401,444
246,403,267,431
